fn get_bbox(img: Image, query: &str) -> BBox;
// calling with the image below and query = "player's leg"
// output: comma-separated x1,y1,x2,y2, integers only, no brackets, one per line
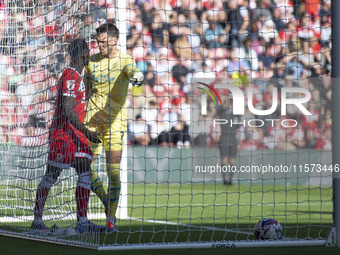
105,149,122,231
219,140,229,185
102,119,126,231
86,112,109,211
31,164,61,233
227,157,235,185
73,157,92,222
90,153,108,211
32,138,74,233
227,144,237,185
73,156,105,233
221,156,229,185
218,135,232,185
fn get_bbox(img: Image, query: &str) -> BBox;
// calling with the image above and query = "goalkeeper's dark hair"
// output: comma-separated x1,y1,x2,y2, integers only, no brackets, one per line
96,23,119,39
68,38,88,59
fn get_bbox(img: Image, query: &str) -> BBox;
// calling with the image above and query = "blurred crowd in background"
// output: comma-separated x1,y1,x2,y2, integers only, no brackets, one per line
0,0,332,151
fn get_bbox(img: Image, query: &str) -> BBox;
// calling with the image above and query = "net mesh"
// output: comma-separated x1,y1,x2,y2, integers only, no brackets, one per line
0,0,334,249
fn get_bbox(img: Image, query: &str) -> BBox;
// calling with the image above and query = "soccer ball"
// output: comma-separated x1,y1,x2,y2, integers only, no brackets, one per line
254,218,283,240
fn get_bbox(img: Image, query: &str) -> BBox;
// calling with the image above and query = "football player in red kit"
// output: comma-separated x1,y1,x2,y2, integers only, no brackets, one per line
30,38,104,234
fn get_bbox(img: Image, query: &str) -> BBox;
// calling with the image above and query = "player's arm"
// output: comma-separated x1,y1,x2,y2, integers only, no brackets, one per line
124,57,144,87
62,95,101,143
84,77,93,100
84,78,97,100
84,67,96,100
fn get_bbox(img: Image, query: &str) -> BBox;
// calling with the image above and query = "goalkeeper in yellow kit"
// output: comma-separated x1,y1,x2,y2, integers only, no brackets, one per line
85,23,143,231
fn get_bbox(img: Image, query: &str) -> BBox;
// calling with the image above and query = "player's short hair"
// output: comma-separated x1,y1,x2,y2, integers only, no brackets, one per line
96,23,119,39
68,38,88,59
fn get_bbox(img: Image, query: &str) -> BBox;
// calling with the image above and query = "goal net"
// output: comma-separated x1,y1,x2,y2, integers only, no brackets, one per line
0,0,336,250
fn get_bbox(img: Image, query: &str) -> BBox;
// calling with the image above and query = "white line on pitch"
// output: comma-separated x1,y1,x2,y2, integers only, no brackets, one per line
129,217,253,235
0,213,106,223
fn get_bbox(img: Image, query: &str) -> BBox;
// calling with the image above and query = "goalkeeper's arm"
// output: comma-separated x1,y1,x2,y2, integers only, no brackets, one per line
123,58,144,87
84,73,96,100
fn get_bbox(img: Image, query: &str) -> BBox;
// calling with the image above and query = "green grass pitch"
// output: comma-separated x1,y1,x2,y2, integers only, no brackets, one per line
0,182,333,248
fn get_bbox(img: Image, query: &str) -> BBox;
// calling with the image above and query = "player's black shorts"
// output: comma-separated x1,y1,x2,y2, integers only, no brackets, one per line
218,141,238,158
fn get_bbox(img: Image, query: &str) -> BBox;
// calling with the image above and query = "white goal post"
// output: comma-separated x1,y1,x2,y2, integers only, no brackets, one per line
115,0,128,220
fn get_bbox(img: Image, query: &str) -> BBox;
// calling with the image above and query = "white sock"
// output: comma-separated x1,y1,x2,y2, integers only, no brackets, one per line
78,217,88,223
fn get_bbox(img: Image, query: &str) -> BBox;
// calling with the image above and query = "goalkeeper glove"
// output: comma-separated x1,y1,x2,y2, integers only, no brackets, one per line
130,72,144,87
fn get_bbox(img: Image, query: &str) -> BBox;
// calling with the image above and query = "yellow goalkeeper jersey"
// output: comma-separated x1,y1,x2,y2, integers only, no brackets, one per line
85,50,139,119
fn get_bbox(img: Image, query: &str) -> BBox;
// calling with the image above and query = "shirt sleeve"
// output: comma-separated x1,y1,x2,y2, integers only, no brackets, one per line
61,69,80,98
123,56,140,78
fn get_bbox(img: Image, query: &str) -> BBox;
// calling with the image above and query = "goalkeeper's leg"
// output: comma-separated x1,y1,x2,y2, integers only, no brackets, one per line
89,144,109,212
106,162,120,231
91,164,108,211
102,125,126,231
104,148,123,231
